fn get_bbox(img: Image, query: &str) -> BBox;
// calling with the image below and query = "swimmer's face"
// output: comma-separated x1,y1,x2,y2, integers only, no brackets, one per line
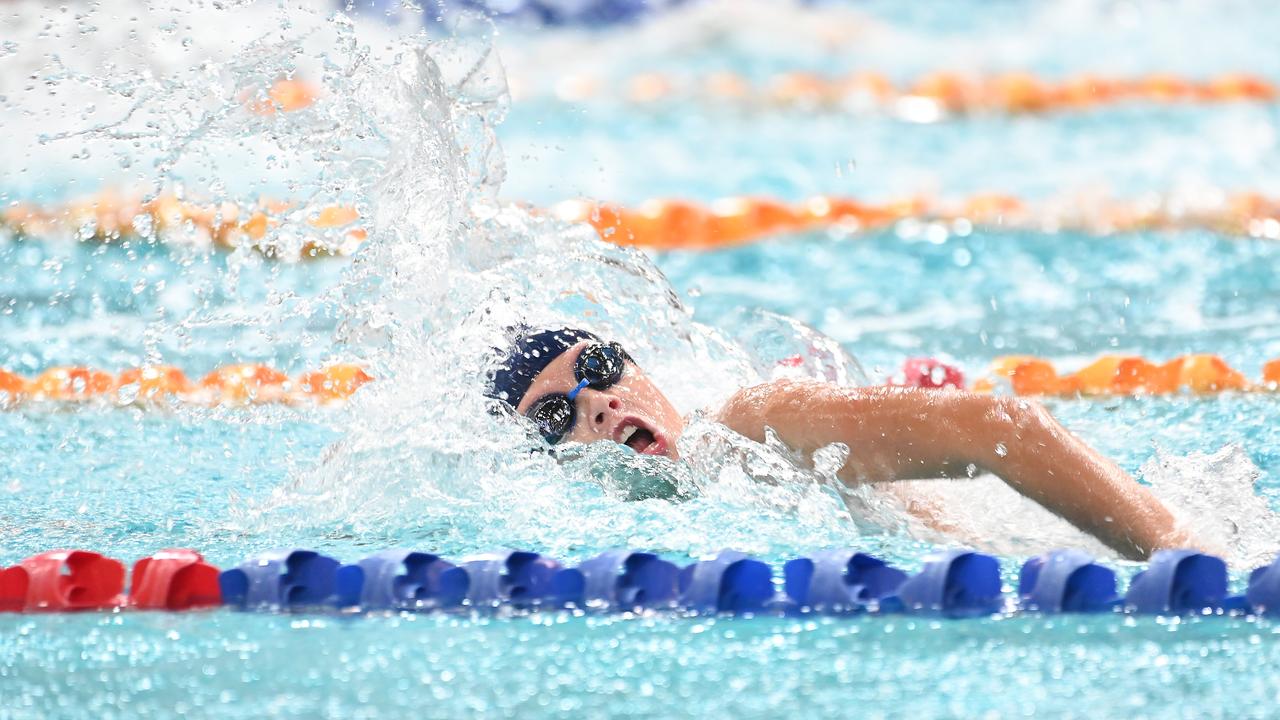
517,341,683,459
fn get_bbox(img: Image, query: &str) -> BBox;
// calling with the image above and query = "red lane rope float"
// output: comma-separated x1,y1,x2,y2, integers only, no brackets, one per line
0,363,372,409
7,190,1280,257
521,70,1279,115
17,550,126,611
128,549,222,611
0,549,221,612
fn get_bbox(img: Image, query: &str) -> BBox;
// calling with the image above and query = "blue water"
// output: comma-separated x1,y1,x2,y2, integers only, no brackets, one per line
4,612,1279,718
4,0,1280,717
3,227,1280,717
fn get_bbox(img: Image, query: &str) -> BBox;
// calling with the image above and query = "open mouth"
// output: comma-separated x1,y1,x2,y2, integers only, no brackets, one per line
615,418,665,456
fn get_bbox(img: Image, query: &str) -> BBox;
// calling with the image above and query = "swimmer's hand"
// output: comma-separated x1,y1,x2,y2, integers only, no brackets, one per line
1157,524,1228,559
717,382,1187,561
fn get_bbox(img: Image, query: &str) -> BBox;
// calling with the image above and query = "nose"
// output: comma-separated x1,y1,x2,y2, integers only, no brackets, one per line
579,390,622,434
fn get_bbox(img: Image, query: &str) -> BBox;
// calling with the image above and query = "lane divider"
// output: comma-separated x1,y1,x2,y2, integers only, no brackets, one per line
0,192,365,260
552,193,1280,249
6,190,1280,258
2,546,1278,617
341,0,690,28
888,354,1280,396
0,363,372,408
961,354,1280,397
240,71,1280,118
522,70,1279,116
0,354,1277,410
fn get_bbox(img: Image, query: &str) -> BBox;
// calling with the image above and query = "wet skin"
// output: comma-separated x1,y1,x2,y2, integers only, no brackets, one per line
517,342,1204,560
516,341,684,459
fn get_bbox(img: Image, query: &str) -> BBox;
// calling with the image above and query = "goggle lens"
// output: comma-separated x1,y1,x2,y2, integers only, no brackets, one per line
528,394,575,445
575,341,629,389
525,342,632,445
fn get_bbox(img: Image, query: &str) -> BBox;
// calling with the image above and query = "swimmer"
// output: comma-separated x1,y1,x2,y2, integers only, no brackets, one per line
488,328,1202,561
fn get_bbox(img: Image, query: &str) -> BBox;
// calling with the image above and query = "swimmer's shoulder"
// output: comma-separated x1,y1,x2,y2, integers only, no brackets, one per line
715,379,830,440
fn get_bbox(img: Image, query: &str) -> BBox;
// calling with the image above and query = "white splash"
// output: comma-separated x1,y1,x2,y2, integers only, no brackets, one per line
1141,444,1280,568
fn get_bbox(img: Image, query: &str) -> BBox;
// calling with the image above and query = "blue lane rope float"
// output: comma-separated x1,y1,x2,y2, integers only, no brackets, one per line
783,549,908,614
894,549,1005,617
334,549,469,611
7,546,1280,618
677,550,776,615
459,550,577,609
1018,549,1119,613
219,549,343,611
568,550,680,611
1245,555,1280,616
340,0,693,28
1124,550,1232,614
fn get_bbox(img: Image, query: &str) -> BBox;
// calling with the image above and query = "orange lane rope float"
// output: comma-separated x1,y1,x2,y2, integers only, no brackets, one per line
0,355,1277,410
0,364,372,409
516,70,1279,116
550,193,1280,249
245,78,318,116
0,191,366,260
889,354,1280,396
240,73,1278,117
7,190,1280,257
966,354,1276,396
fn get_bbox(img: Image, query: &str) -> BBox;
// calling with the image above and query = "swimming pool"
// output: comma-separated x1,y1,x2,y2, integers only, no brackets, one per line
3,0,1280,717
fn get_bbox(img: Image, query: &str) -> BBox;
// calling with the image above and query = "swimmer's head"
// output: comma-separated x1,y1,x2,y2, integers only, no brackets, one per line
487,327,683,458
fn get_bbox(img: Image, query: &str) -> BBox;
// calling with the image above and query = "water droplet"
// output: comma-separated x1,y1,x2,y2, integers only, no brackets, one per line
994,442,1008,457
116,383,139,405
131,213,154,238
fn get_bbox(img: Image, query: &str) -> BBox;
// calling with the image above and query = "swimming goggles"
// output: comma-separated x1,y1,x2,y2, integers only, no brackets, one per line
525,341,632,445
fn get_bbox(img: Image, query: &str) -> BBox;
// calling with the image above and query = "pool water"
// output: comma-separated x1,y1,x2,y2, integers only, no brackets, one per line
3,0,1280,717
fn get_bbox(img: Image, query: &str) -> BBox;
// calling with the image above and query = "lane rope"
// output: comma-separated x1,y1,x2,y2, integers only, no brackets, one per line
0,354,1276,410
6,189,1280,258
517,70,1279,116
2,545,1278,618
0,364,371,408
552,193,1280,249
895,355,1280,397
237,72,1280,118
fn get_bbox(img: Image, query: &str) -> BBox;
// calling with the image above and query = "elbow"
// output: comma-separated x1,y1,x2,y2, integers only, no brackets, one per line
986,395,1053,430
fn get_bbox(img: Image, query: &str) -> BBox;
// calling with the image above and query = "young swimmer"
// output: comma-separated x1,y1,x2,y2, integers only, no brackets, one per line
488,327,1202,561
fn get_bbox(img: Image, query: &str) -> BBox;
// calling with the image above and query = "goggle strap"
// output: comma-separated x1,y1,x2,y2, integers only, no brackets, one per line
566,378,590,402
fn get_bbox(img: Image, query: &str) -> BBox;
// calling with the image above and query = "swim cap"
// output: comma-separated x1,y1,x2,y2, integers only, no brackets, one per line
487,327,599,410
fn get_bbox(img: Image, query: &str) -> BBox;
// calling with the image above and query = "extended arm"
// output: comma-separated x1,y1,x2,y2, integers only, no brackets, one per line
717,381,1193,560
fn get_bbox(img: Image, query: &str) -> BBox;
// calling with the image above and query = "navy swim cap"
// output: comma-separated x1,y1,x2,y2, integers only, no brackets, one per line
487,327,599,410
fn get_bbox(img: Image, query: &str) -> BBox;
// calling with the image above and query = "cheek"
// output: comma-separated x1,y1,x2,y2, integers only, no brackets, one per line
566,420,598,444
623,378,679,424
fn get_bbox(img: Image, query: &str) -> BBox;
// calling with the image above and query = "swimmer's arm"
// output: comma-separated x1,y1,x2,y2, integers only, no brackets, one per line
716,382,1187,560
